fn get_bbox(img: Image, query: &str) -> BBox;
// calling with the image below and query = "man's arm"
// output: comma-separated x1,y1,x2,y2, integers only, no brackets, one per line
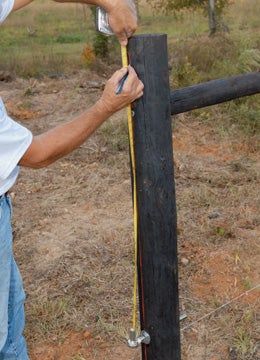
13,0,34,11
19,66,144,169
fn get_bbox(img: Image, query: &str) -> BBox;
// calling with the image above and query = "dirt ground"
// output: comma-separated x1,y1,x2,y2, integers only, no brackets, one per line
0,70,259,360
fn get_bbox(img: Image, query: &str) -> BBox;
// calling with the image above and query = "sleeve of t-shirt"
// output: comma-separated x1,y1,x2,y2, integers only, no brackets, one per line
0,99,33,181
0,0,15,23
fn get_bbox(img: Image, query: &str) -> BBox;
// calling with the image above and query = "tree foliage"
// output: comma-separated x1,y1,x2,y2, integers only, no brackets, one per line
146,0,230,15
90,6,109,58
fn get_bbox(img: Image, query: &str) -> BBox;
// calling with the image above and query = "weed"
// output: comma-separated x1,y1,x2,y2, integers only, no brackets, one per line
56,33,85,44
242,277,253,291
98,118,129,153
96,316,128,340
225,97,260,136
171,59,200,88
238,48,260,72
93,33,109,59
214,225,233,238
71,355,87,360
26,297,73,342
215,226,226,237
234,327,253,357
81,45,96,66
231,309,257,359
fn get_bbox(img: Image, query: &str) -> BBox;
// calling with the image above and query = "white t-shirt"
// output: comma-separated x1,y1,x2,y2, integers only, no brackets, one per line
0,0,33,196
0,0,14,23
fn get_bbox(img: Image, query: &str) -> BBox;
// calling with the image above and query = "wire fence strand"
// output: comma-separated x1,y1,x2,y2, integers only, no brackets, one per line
181,284,260,332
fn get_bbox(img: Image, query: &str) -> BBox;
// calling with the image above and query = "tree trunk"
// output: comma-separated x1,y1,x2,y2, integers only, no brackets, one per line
208,0,217,35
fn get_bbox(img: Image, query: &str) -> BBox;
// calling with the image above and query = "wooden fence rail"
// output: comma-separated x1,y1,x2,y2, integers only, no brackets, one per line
171,72,260,115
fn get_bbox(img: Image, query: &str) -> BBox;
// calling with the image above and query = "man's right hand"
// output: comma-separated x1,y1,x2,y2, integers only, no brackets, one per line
97,66,144,115
100,0,137,45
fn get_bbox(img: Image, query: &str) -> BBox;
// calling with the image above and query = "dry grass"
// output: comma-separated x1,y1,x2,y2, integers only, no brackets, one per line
2,69,256,359
1,0,259,359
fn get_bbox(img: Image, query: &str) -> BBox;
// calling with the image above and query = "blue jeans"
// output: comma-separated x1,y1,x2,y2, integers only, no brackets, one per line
0,195,29,360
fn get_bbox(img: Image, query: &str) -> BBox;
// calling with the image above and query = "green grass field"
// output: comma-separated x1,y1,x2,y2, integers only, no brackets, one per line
1,0,259,140
0,0,259,137
1,0,259,77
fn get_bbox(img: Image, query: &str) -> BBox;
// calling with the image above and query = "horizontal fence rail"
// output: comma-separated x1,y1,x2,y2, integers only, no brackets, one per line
170,72,260,115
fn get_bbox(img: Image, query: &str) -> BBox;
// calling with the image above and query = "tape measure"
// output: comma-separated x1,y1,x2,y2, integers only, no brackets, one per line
121,46,139,332
96,6,140,342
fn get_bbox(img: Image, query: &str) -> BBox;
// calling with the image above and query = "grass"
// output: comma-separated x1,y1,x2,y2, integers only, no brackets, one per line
1,0,259,77
26,297,74,342
71,355,87,360
232,309,257,359
0,1,95,76
2,1,260,358
98,117,129,153
2,0,258,137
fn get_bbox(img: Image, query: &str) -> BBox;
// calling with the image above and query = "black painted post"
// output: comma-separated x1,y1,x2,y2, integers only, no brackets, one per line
128,34,181,360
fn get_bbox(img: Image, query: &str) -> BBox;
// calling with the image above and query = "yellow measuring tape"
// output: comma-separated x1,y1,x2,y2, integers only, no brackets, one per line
121,46,138,331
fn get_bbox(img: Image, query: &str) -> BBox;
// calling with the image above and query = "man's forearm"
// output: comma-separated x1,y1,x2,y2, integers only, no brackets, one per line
20,66,144,170
54,0,113,11
13,0,109,12
20,102,111,169
13,0,34,11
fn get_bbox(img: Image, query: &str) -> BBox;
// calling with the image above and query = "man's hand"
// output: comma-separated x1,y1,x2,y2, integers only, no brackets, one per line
55,0,138,45
102,0,137,46
98,66,144,114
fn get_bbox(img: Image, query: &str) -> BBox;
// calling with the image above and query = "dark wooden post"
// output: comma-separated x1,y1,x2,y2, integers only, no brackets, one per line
128,34,181,360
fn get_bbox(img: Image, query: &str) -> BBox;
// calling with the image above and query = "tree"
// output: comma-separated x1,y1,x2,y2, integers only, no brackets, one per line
208,0,217,35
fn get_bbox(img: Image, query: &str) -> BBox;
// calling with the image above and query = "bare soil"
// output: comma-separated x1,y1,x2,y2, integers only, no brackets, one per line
1,71,259,360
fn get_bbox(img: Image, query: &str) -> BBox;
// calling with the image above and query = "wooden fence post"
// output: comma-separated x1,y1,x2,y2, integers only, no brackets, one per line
128,34,181,360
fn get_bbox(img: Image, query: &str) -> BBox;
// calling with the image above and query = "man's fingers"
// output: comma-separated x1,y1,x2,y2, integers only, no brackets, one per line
108,65,143,100
122,66,141,93
111,67,128,84
125,28,134,38
125,65,137,81
106,0,138,46
114,29,128,46
137,82,144,93
120,37,128,47
109,17,129,46
109,21,136,45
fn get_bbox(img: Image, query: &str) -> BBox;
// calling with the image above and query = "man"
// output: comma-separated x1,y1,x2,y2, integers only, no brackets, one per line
0,0,144,358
